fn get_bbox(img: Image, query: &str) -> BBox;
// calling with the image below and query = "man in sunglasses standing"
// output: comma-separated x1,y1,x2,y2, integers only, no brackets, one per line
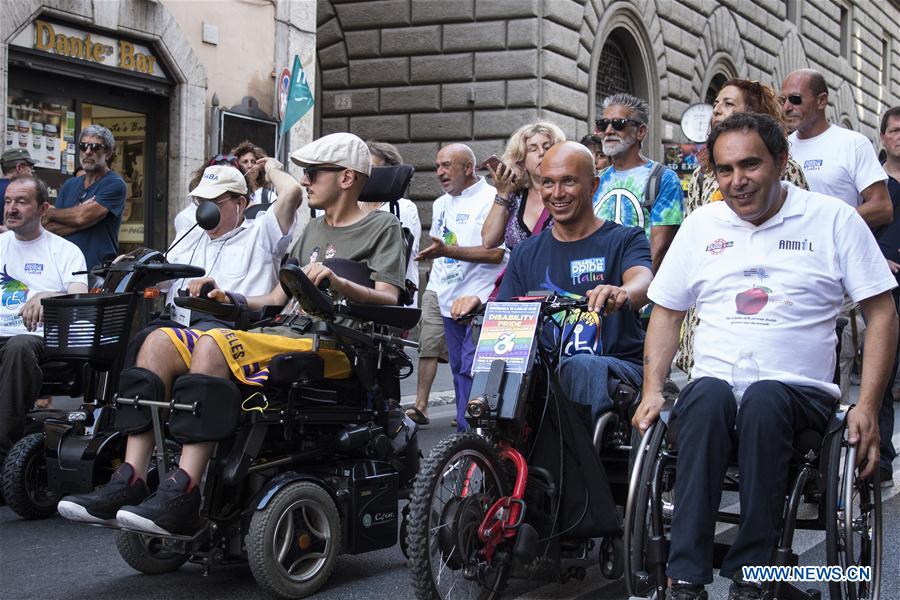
43,125,127,269
781,69,894,406
593,93,683,273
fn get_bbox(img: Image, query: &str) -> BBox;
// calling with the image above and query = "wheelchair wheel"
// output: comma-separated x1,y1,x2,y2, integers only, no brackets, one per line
407,433,510,600
115,531,189,574
824,427,881,600
247,481,341,599
624,421,670,598
599,535,624,579
1,433,61,520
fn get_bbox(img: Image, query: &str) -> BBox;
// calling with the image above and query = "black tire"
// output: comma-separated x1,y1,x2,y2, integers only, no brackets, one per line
1,433,61,519
625,421,669,598
114,530,189,574
599,535,625,579
824,427,881,600
407,432,510,600
247,481,342,599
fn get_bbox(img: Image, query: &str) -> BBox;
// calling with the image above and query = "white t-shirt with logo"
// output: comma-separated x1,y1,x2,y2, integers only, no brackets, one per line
425,177,508,317
0,230,88,336
788,124,887,207
649,183,896,398
165,206,293,305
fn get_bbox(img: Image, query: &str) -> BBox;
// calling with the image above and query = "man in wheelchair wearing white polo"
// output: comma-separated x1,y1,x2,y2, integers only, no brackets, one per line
632,112,898,600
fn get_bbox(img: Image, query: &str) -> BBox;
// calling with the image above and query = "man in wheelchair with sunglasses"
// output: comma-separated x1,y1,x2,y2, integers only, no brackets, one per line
632,112,898,600
59,132,407,536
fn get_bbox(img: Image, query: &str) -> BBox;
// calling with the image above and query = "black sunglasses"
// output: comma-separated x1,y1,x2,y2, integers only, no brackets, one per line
303,165,346,182
78,142,107,153
779,94,804,106
596,118,642,132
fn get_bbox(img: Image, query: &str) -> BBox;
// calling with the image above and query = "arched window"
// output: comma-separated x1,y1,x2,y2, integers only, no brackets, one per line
705,73,729,105
595,38,634,114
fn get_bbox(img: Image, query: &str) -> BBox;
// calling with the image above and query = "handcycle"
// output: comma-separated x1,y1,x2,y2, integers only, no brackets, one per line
624,341,882,599
0,248,206,519
98,261,422,598
406,292,643,599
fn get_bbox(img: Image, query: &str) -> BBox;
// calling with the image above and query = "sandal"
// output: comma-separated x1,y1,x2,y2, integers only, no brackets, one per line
405,406,430,425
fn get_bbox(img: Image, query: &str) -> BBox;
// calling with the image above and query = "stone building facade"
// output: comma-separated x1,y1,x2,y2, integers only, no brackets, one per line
2,0,315,249
315,0,900,223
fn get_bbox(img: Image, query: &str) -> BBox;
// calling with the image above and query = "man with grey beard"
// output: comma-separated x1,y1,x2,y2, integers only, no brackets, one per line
592,93,683,272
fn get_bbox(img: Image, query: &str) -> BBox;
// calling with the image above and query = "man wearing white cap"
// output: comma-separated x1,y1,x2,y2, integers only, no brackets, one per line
59,133,405,536
120,161,302,366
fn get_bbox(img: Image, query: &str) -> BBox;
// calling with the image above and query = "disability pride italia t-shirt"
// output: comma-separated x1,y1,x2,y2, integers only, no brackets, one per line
497,221,651,364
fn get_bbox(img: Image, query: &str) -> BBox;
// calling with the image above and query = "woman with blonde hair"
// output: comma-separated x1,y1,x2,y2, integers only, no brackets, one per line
481,121,566,252
678,78,809,374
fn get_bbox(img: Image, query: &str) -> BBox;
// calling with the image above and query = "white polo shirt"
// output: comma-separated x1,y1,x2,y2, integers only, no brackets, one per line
425,177,508,317
650,183,896,398
165,205,293,304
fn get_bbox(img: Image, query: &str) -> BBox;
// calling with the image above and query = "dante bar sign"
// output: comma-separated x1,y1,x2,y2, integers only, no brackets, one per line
12,20,166,79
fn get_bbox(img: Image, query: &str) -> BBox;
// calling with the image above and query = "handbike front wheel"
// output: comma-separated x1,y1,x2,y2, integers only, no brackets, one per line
407,433,511,600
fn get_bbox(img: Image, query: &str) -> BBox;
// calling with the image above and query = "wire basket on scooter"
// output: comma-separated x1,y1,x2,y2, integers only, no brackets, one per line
42,293,136,364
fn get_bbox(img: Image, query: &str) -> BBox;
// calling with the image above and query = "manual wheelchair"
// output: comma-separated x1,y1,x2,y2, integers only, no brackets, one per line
624,387,882,600
102,262,422,599
405,293,644,599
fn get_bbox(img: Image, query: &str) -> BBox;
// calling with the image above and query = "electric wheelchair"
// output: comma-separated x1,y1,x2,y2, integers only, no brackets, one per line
101,260,422,599
624,333,882,600
405,293,644,599
1,247,205,519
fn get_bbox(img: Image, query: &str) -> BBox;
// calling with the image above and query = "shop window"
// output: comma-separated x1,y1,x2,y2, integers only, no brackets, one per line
83,103,147,252
6,90,74,199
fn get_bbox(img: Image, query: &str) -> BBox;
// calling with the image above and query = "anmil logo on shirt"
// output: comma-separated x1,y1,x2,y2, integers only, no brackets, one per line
455,213,470,224
778,239,814,251
24,263,43,274
803,159,823,171
570,257,605,285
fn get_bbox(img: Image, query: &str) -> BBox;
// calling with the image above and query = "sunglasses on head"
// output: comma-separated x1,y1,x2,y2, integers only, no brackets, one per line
78,142,107,153
780,94,804,106
596,118,642,132
303,165,346,182
210,154,239,167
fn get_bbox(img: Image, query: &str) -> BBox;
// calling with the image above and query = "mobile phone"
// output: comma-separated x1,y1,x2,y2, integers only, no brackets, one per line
479,155,502,171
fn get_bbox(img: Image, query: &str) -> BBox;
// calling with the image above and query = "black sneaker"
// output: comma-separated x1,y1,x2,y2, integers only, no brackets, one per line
728,578,767,600
880,465,894,488
58,463,149,525
669,582,708,600
116,468,200,536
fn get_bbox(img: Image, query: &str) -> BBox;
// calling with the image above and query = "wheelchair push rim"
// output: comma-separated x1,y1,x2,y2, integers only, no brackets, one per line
825,429,882,600
407,433,510,600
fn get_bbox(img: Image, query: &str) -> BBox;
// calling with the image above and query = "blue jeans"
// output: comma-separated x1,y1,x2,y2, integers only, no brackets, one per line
558,354,643,421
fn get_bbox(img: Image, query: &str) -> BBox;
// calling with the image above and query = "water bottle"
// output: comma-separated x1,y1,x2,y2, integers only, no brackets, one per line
732,349,759,412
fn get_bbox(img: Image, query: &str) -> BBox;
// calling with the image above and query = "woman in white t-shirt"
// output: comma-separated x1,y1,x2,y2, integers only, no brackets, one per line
359,141,422,305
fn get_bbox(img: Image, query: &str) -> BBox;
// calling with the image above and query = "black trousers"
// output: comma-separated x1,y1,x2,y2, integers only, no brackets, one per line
666,377,835,584
0,335,45,462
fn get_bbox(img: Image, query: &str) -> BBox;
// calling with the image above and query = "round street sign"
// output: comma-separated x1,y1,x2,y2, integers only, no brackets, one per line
277,67,291,121
680,103,714,143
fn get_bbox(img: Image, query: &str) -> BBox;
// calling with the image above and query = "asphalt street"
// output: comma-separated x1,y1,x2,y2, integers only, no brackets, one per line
1,360,898,600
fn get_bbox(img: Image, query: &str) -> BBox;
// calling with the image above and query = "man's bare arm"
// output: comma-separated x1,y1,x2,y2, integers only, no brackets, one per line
856,181,892,228
45,200,109,230
632,305,685,433
852,291,898,478
650,225,678,273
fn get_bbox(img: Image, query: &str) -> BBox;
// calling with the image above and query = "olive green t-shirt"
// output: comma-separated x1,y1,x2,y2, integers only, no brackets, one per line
256,211,405,338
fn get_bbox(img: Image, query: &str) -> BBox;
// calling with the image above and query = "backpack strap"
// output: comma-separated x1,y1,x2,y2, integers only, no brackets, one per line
642,161,666,211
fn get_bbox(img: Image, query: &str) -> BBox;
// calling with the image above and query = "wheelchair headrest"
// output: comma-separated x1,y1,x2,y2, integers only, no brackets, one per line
244,202,272,220
358,165,414,203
